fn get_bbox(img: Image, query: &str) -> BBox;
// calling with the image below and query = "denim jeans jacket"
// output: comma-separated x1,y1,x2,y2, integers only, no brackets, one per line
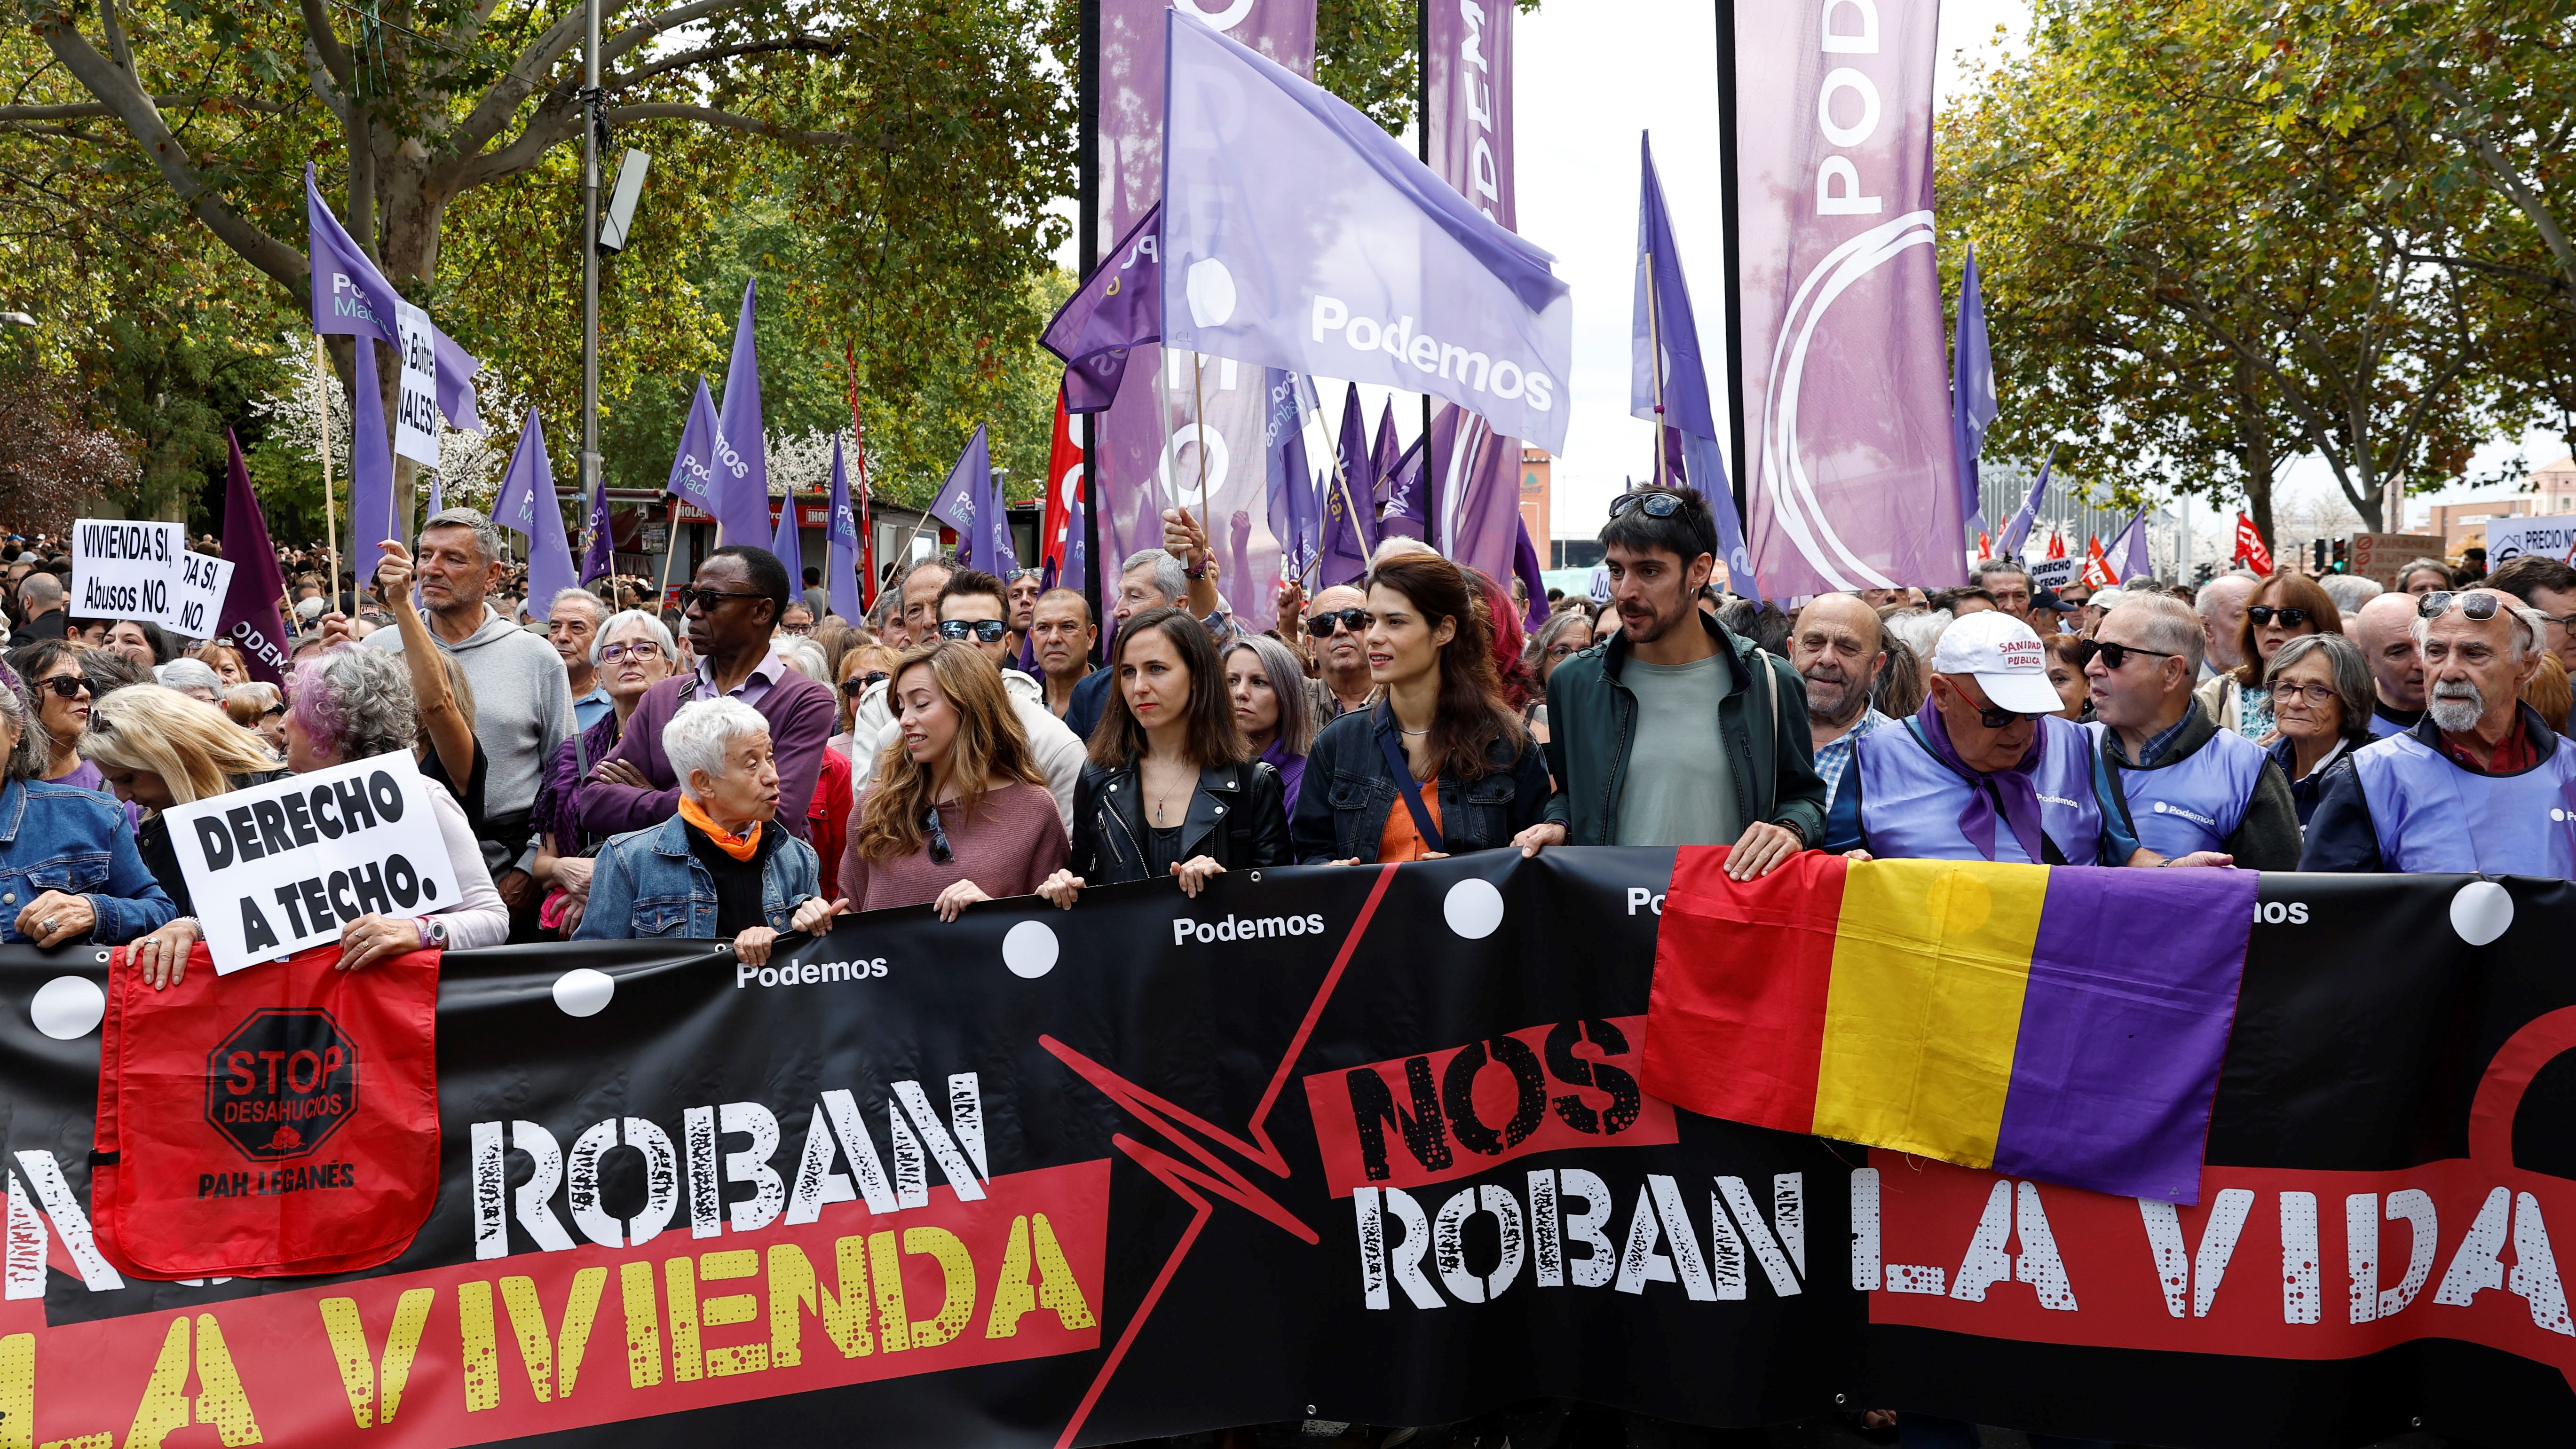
0,777,176,944
573,812,822,941
1289,701,1554,863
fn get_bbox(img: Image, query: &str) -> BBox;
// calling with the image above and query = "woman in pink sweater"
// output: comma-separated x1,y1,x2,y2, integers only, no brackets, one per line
839,641,1068,918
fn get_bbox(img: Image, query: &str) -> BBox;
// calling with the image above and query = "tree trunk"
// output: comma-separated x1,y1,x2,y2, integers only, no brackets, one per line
2232,357,2278,550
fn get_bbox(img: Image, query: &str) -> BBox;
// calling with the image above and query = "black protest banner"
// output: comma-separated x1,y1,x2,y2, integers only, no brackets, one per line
0,856,2565,1449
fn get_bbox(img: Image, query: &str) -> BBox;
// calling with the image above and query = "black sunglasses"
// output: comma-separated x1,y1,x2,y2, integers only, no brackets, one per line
938,619,1010,644
2417,591,2501,622
1308,607,1369,638
841,671,888,698
2076,639,2176,672
1969,702,2047,729
39,675,87,700
924,807,954,865
2246,606,2313,628
677,586,767,611
1608,491,1688,520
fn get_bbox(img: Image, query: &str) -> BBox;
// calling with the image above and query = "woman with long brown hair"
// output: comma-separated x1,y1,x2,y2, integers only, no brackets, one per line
838,639,1067,919
2195,572,2341,741
1035,607,1288,908
1289,553,1552,863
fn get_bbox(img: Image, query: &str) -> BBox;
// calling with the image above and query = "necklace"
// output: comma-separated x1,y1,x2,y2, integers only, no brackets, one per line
1399,726,1430,735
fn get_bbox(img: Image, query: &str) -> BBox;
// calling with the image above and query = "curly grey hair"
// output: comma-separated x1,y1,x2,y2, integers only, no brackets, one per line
419,508,505,570
591,608,677,666
286,646,419,764
0,676,52,780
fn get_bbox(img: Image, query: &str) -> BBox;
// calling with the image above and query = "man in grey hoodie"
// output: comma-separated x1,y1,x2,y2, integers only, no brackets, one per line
350,509,576,921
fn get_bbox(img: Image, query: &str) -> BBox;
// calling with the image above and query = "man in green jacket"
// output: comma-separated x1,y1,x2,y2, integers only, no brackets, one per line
1514,487,1826,880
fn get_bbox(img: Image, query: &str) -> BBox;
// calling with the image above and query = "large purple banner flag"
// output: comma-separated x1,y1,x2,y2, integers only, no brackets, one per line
494,413,578,611
1634,132,1759,600
217,432,293,686
1095,0,1315,638
306,165,398,350
1422,0,1538,588
349,338,396,572
711,283,773,548
1160,12,1570,456
1734,0,1965,595
1043,204,1162,414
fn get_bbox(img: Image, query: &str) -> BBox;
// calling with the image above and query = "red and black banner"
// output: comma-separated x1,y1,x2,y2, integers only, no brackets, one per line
0,854,2567,1447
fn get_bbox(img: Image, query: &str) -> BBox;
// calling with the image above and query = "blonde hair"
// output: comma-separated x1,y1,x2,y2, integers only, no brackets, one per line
851,641,1043,862
79,684,279,809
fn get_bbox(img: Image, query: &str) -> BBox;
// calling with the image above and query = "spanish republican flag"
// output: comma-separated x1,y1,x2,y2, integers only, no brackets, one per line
1640,850,2256,1204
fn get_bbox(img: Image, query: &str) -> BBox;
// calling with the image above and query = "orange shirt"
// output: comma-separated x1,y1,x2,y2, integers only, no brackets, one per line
1378,776,1444,861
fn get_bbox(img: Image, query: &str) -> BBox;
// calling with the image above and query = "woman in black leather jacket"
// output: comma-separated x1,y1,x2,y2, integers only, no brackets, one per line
1289,552,1552,863
1038,606,1289,907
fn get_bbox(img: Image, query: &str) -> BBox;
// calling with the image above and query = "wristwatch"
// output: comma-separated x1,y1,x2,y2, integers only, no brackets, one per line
415,917,449,949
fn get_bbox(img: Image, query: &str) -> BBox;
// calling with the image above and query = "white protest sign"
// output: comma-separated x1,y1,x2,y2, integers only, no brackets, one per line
2026,557,2079,594
161,752,452,975
170,550,234,641
69,519,183,628
392,299,441,467
2484,515,2576,566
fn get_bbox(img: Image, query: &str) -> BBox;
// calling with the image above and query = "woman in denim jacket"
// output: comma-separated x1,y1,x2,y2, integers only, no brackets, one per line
0,670,174,947
1290,553,1552,863
578,697,841,961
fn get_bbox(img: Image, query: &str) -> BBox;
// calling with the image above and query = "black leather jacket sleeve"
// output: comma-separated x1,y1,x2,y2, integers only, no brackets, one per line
1233,761,1293,867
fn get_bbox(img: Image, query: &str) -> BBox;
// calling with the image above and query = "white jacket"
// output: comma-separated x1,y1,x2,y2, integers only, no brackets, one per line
851,668,1083,835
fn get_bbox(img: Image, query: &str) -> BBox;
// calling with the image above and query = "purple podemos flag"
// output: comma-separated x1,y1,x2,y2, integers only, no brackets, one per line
1952,245,2000,539
216,433,294,686
1634,132,1760,601
1043,203,1163,415
493,413,577,611
711,282,773,547
824,437,865,625
348,337,396,572
665,378,722,516
928,426,990,569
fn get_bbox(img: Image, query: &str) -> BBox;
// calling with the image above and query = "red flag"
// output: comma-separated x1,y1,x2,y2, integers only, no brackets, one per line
1042,383,1084,585
2081,534,2117,590
2044,531,2066,560
1975,531,1992,560
2232,512,2273,575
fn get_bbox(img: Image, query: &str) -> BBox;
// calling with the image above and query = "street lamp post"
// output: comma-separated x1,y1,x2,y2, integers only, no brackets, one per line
580,0,603,539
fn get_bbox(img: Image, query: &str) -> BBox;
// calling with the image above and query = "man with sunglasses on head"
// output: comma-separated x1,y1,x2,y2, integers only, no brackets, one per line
846,568,1081,832
2083,592,2300,871
1517,487,1825,881
1822,610,2117,865
2303,588,2576,875
578,545,838,848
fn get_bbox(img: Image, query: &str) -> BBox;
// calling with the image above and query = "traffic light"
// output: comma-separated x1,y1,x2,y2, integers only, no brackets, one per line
2312,538,2327,571
2193,561,2215,585
2331,538,2350,572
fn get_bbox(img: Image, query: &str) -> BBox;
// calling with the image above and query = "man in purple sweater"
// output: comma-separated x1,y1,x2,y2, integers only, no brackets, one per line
581,545,837,843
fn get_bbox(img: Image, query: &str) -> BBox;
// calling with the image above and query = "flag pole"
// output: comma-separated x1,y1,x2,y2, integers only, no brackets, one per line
655,495,683,605
316,336,342,610
1646,241,1669,491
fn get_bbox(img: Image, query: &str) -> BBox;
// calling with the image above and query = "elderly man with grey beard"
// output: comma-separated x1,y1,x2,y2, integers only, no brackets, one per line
2302,588,2576,875
1789,593,1891,814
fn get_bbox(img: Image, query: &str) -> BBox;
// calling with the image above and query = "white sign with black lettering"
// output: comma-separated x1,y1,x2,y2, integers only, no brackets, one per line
2026,557,2079,595
170,550,234,640
162,752,452,975
392,298,440,467
69,519,183,626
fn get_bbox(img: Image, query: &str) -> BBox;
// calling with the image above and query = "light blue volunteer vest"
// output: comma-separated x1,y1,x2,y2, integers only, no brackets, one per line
1853,715,2105,864
2093,721,2270,859
2347,729,2576,877
2367,708,2416,740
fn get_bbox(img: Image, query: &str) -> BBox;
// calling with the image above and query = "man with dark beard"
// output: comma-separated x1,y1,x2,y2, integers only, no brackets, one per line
1789,592,1890,815
2303,588,2576,875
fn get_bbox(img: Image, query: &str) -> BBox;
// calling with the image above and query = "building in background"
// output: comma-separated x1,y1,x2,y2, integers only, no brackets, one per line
2430,497,2530,558
1519,448,1551,548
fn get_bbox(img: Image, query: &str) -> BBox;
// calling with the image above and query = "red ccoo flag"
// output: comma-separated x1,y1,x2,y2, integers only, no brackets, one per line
1042,383,1086,592
2232,512,2273,575
2080,534,2117,590
2044,531,2066,560
1975,531,1992,560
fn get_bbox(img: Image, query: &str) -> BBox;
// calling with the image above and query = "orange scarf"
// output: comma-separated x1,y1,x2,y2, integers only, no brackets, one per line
679,796,764,862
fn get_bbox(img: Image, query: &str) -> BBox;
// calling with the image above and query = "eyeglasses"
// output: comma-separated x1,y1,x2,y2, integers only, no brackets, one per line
780,622,814,636
938,619,1010,644
1969,702,2046,729
2246,606,2314,628
1308,607,1369,638
596,643,663,663
2075,639,2176,672
39,675,87,700
2265,681,2340,707
842,671,888,697
924,807,954,865
1608,491,1688,520
677,587,767,611
2417,591,2501,622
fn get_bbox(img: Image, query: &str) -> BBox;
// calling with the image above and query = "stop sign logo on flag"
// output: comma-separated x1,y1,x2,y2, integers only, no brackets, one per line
205,1007,361,1161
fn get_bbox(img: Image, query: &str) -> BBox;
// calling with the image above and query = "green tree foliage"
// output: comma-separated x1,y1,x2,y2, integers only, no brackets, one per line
1938,0,2558,541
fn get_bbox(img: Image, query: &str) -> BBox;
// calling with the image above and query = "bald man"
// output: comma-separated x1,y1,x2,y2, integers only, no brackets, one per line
1789,593,1891,813
2349,592,2426,738
1304,583,1375,719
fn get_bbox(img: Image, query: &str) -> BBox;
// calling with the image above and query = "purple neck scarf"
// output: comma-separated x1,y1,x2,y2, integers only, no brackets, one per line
1912,692,2050,865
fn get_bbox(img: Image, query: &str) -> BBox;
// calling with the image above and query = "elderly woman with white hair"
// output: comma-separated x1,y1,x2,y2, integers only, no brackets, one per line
153,657,228,709
277,646,512,968
575,697,843,964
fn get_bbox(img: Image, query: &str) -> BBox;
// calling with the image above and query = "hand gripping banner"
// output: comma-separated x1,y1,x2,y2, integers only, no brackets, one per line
0,859,2568,1448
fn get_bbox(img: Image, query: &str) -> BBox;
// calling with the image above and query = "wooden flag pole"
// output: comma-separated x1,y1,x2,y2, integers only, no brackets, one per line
655,495,683,606
1646,250,1670,491
316,336,342,610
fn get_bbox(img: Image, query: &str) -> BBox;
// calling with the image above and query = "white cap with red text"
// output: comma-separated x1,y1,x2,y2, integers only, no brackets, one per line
1931,610,2064,716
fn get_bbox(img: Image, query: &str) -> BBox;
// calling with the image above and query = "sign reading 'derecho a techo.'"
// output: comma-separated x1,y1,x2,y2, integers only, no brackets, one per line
68,518,235,638
161,752,452,974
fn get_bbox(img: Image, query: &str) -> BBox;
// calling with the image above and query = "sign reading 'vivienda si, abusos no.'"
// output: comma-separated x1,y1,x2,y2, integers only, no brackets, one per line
160,752,452,974
68,519,235,638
